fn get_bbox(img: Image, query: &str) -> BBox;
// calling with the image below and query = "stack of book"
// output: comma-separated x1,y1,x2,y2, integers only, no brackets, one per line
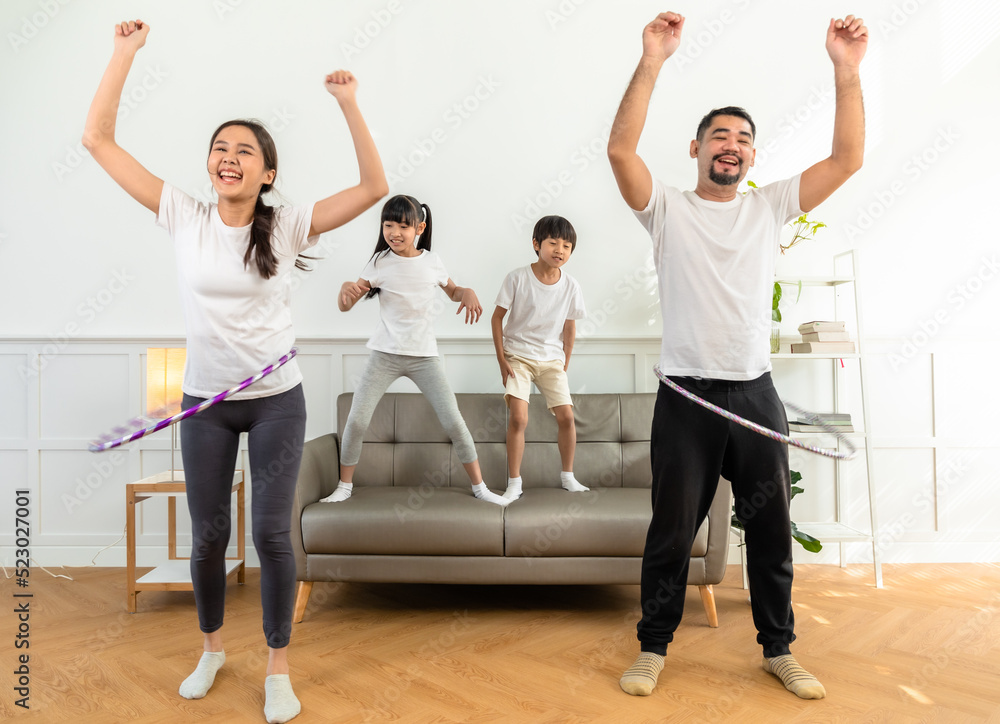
792,321,856,354
789,412,854,433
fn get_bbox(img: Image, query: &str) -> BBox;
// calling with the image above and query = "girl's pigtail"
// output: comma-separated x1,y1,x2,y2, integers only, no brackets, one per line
417,203,432,251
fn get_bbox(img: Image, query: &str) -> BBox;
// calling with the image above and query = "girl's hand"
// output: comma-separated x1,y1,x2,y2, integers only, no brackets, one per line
114,20,149,53
457,288,482,324
340,280,370,308
325,70,358,104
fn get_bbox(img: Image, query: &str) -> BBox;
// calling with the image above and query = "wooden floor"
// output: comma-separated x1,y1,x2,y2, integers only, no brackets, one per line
4,563,1000,723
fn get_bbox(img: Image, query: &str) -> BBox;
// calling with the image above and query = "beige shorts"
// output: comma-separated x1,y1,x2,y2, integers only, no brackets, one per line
503,351,573,412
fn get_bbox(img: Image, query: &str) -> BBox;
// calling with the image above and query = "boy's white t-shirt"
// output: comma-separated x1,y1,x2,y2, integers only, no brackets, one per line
155,183,318,399
634,175,801,380
361,249,450,357
494,265,587,363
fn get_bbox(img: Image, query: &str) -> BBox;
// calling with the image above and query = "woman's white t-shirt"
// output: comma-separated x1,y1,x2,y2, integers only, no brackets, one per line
155,183,318,399
494,265,587,363
633,175,801,380
361,249,450,357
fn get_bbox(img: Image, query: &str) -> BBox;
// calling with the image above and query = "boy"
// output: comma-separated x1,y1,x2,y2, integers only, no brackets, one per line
491,215,588,500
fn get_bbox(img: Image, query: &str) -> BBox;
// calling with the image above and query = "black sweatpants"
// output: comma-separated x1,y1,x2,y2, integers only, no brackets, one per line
180,383,306,649
637,373,795,658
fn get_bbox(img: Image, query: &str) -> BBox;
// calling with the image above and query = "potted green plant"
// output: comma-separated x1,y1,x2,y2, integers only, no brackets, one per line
745,183,828,551
770,211,826,352
731,470,822,552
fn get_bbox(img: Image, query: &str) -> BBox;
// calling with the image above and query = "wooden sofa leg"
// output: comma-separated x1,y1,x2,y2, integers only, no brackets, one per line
292,581,313,624
699,584,719,628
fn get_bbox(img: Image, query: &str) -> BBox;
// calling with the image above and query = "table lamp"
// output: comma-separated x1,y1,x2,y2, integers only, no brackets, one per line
146,348,186,480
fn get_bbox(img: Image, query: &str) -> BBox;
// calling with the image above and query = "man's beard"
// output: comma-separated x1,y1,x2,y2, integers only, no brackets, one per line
709,158,742,186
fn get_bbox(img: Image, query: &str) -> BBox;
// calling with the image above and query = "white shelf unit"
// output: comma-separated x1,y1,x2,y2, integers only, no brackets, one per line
737,249,882,588
126,470,246,612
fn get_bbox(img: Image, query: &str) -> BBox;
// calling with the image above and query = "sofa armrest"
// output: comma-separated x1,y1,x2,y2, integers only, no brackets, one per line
291,433,340,580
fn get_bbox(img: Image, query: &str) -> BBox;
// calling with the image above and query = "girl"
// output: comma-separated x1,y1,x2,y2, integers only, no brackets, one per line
83,20,387,724
321,194,510,507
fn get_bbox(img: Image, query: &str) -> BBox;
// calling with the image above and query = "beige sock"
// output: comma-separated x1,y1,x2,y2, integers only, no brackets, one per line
619,652,664,696
763,655,826,699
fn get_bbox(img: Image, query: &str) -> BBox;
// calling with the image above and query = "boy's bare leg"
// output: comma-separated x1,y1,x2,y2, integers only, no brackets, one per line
504,398,529,499
554,404,588,491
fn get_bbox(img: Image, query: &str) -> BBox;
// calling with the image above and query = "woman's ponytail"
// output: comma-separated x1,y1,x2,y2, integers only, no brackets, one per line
245,194,277,278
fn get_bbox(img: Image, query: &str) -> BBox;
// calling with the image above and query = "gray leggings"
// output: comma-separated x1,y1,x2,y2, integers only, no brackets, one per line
341,350,477,465
180,384,306,649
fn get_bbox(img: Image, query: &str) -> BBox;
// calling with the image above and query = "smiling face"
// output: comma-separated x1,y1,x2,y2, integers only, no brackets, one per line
382,219,425,257
207,123,276,202
533,236,574,269
691,114,756,188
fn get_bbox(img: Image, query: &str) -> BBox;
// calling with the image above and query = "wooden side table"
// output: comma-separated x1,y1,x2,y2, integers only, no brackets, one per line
126,470,245,613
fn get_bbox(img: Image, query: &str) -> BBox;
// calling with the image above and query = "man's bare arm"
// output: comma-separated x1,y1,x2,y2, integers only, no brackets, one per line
607,12,685,211
800,15,868,213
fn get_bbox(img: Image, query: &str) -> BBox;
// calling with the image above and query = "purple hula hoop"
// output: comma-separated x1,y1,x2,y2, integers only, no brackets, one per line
653,365,858,460
88,348,298,452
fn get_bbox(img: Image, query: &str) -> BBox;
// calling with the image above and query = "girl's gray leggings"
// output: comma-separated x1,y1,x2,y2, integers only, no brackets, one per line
341,350,477,465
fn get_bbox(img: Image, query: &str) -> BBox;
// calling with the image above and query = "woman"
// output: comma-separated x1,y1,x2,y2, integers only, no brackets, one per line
83,19,388,723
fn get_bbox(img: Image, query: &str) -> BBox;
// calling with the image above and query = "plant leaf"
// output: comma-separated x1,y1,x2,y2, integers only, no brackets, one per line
790,485,804,499
791,522,823,552
790,470,802,485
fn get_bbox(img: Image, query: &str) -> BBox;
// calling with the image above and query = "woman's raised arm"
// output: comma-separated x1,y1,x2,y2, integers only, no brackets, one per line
82,20,163,214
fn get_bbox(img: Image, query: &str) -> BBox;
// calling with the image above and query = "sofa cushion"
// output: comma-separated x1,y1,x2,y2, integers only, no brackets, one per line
503,488,708,559
301,487,504,556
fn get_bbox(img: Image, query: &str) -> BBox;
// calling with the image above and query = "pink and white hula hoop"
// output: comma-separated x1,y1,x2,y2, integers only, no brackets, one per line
89,348,298,452
653,365,858,460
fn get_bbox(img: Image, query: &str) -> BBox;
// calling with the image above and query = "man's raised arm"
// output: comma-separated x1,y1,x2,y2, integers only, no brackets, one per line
607,12,685,211
799,15,868,213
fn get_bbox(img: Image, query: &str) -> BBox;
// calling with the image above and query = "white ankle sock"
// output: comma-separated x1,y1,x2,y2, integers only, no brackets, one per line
560,472,589,492
319,482,352,503
264,674,301,723
179,650,225,699
472,482,511,506
503,476,523,500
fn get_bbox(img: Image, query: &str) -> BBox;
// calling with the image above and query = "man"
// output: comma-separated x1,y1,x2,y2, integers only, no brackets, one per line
607,11,866,699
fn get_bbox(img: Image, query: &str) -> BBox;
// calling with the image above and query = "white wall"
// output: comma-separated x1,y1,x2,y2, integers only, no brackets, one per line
1,0,998,568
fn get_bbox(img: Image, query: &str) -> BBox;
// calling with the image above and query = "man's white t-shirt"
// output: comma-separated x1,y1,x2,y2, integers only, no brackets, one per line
361,249,450,357
155,183,318,399
634,175,801,380
494,265,587,363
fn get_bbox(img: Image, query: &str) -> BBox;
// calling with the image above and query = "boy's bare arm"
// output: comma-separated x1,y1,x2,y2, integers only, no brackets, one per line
562,319,576,371
492,307,514,386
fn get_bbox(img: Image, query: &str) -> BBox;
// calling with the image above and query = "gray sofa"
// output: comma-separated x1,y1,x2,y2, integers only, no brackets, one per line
291,392,731,625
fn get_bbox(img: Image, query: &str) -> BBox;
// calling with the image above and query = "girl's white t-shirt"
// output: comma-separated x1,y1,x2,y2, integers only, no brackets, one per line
494,265,587,363
361,249,450,357
155,183,318,399
634,175,801,380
